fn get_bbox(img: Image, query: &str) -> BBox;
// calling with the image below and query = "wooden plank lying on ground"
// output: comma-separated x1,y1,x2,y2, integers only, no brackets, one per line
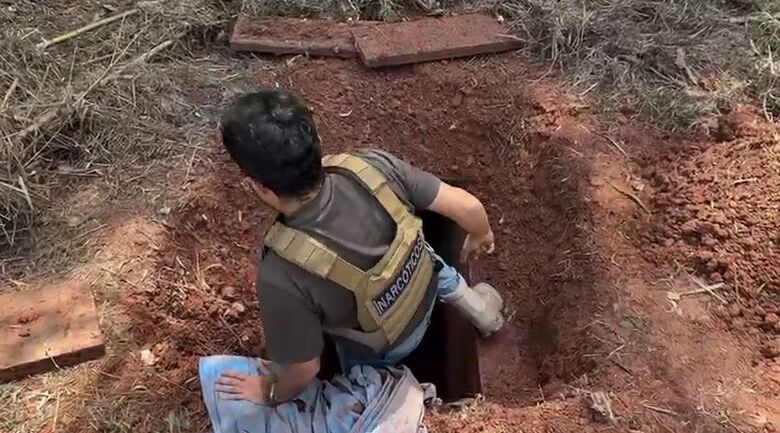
0,280,105,382
352,14,523,68
230,15,374,58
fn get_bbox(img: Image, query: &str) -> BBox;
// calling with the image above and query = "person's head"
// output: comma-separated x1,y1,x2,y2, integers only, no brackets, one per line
220,89,324,211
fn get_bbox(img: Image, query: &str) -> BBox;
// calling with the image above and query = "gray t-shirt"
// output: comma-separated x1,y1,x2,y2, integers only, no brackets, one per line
257,149,442,364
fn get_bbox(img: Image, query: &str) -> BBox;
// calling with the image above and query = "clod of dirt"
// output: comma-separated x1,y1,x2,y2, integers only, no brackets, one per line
221,286,238,301
762,313,780,332
710,272,723,284
17,312,39,324
713,107,765,142
760,339,780,359
727,303,742,317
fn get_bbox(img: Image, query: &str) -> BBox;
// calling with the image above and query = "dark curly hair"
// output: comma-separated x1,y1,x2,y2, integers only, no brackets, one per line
220,89,324,197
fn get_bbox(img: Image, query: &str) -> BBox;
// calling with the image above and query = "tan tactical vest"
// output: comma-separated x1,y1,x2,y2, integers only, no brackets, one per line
263,153,435,353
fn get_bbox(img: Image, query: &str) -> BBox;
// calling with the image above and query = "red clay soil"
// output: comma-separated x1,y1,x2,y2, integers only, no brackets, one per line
256,56,612,399
126,169,267,363
56,52,780,433
640,106,780,336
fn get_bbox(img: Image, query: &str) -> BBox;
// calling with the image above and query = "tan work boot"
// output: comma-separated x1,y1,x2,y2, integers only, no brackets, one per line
441,278,505,337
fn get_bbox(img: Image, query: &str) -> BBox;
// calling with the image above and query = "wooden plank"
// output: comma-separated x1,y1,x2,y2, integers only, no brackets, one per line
230,15,374,58
0,280,105,382
352,14,522,68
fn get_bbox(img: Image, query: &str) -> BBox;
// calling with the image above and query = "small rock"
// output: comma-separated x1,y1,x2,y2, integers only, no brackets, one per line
221,286,238,301
709,272,723,284
695,250,714,262
756,306,767,317
681,220,698,235
727,303,742,317
765,313,779,326
18,329,31,337
140,349,158,366
231,302,246,315
760,340,780,359
158,206,171,216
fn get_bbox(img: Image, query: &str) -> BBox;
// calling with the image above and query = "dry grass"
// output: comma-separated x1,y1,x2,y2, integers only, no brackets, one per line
4,0,777,277
0,0,238,276
242,0,459,21
241,0,780,129
492,0,780,129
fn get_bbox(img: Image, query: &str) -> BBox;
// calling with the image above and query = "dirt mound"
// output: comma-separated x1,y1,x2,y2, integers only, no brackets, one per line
125,159,268,369
643,106,780,336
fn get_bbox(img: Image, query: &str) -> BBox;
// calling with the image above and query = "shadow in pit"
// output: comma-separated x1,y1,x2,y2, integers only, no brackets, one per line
318,207,481,403
470,130,609,406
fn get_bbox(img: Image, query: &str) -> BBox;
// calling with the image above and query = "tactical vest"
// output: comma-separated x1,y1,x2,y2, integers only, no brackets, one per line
263,153,435,353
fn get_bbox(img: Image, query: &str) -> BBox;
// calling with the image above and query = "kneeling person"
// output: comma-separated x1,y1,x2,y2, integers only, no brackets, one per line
215,89,504,404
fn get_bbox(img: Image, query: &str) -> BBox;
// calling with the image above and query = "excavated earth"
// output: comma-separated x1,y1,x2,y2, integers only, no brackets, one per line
41,51,779,433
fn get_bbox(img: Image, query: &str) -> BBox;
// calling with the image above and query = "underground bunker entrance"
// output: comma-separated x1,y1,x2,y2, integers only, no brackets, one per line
317,209,482,402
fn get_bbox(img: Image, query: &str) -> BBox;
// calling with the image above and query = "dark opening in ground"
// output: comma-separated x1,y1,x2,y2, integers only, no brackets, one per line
318,208,482,402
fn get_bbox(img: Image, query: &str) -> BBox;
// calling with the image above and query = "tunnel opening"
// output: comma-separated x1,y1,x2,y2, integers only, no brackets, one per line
317,205,482,402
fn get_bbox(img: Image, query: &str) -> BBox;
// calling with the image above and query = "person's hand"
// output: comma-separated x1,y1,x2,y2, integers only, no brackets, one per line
215,370,270,404
460,229,495,262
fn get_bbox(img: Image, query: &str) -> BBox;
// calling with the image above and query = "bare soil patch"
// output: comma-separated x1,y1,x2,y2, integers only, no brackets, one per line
641,105,780,337
3,34,779,433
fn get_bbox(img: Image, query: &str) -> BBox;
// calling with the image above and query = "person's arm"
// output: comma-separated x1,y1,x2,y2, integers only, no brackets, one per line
265,357,320,402
215,357,319,404
426,182,495,261
357,150,494,260
216,260,325,404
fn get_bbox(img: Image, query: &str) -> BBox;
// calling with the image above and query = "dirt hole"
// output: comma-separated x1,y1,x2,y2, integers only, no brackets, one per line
137,57,609,409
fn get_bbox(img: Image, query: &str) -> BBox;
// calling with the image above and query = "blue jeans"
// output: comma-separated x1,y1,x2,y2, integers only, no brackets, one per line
337,252,461,373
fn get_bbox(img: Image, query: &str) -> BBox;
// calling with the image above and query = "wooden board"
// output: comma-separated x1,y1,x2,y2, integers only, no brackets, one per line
0,280,105,382
230,15,374,58
352,14,522,68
